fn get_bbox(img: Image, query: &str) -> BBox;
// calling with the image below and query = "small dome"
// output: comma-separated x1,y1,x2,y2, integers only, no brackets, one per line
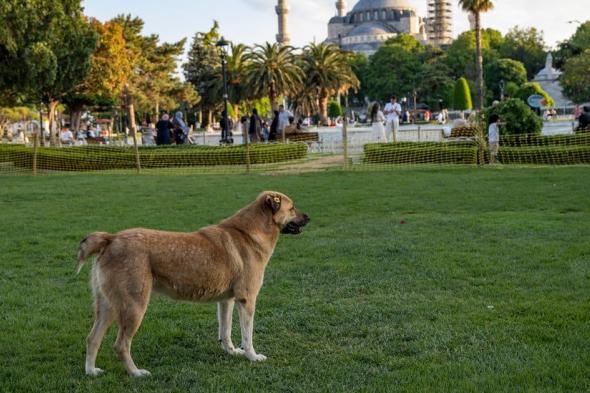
348,22,396,36
329,16,345,24
352,0,414,12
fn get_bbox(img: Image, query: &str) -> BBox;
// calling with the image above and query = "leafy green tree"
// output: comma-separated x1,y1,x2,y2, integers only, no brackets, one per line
183,21,221,126
453,77,473,111
484,58,527,101
328,100,342,120
347,53,370,106
561,50,590,104
113,15,188,121
417,52,455,110
364,35,425,102
65,18,134,131
554,21,590,69
300,43,359,124
443,29,502,81
499,26,547,79
245,42,303,107
517,82,555,108
458,0,495,110
0,0,98,144
484,98,542,135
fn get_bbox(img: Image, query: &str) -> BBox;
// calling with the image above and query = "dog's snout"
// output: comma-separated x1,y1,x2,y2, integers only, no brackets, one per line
302,214,310,224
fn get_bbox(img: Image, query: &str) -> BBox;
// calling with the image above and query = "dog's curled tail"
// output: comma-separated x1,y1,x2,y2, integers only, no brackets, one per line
76,232,113,274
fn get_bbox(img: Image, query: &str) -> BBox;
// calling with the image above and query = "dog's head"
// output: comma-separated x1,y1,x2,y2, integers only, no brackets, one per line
261,191,310,235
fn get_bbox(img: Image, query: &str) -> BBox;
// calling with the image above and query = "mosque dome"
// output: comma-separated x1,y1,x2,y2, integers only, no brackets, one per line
352,0,415,11
348,22,396,36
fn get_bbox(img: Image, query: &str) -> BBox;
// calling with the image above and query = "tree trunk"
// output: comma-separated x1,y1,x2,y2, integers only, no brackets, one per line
270,84,276,110
319,89,329,126
47,100,59,146
207,110,213,131
475,12,484,110
233,103,240,121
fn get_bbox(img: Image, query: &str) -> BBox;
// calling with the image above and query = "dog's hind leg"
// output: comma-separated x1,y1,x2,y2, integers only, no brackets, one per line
217,299,244,356
113,275,153,377
85,292,115,376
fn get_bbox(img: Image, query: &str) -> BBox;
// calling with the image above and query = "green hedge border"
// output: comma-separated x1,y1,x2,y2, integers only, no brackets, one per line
364,137,590,165
0,143,308,171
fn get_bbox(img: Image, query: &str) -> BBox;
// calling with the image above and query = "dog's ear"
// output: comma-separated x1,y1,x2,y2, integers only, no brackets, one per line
265,194,281,214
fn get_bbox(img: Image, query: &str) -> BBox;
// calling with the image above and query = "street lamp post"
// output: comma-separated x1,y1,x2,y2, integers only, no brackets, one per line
499,80,505,101
216,37,232,145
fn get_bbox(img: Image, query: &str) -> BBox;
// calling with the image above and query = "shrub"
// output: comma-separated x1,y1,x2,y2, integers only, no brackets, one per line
498,146,590,165
7,144,308,172
453,77,473,111
517,82,555,107
328,101,343,119
364,142,479,164
484,99,543,135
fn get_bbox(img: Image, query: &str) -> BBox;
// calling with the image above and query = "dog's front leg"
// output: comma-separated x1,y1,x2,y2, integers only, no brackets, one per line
237,298,266,362
217,299,244,356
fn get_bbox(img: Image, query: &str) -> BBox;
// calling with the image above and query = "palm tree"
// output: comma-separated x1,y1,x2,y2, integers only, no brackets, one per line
300,43,359,125
458,0,494,110
244,42,303,107
215,43,250,118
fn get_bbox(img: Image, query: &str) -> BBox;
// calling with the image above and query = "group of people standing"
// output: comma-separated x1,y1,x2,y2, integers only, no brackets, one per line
152,111,190,146
371,96,402,143
238,105,304,144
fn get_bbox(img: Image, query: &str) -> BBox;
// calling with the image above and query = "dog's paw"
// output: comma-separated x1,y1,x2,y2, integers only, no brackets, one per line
130,369,151,378
86,367,105,377
246,352,267,362
228,347,245,356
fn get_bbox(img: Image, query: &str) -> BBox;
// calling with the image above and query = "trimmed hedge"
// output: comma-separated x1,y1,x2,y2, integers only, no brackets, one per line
3,143,307,171
364,142,479,164
498,146,590,165
364,140,590,165
500,133,590,147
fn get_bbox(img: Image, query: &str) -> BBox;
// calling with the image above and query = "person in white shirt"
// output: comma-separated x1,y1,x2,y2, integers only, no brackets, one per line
383,96,401,142
277,105,293,141
370,103,387,142
60,127,75,145
488,114,500,164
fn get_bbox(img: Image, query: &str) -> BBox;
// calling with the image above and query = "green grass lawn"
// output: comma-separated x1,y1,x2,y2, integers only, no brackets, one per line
1,167,589,392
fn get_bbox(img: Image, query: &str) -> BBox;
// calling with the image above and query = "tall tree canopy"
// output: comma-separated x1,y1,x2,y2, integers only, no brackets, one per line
0,0,97,143
499,26,547,79
458,0,495,110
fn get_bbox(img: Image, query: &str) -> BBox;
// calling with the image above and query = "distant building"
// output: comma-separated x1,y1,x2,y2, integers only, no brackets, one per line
427,0,453,46
533,53,572,108
325,0,429,56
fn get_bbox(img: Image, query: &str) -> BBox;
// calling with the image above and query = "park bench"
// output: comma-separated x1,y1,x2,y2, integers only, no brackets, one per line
286,132,319,143
449,126,478,138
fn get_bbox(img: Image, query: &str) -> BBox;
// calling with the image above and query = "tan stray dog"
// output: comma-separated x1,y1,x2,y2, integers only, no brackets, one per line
77,191,310,377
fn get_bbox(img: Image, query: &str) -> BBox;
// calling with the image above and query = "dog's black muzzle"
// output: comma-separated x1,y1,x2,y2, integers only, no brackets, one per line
281,214,311,235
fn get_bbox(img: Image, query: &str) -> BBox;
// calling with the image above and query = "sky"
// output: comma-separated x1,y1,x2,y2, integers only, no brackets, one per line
82,0,586,56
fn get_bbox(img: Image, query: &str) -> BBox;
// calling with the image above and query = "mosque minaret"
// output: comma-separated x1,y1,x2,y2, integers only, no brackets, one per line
276,0,290,45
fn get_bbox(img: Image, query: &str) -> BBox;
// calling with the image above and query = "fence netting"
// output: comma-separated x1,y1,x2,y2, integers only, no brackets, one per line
1,130,589,175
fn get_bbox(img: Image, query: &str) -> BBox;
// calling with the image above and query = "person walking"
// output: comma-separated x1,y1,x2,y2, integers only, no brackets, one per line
269,110,280,141
370,103,387,143
156,114,173,145
277,105,293,141
249,108,263,143
173,111,189,145
383,96,401,142
488,114,500,164
577,106,590,131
